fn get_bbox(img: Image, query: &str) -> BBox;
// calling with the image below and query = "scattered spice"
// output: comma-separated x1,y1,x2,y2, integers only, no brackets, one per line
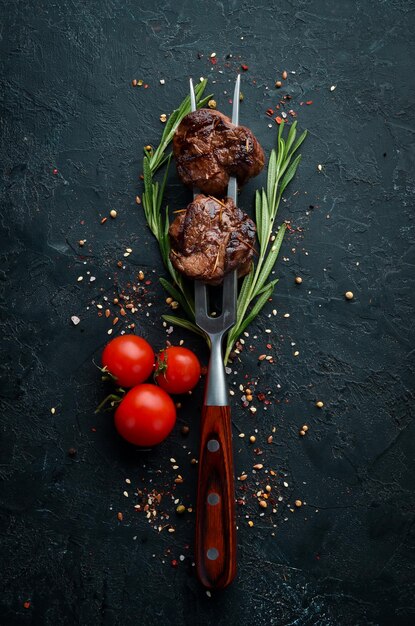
117,512,123,521
208,99,217,109
132,79,137,87
259,500,267,509
282,70,288,80
345,291,354,300
295,499,303,508
160,113,167,123
316,401,324,409
275,81,282,88
249,435,256,443
295,276,303,284
110,209,117,218
176,504,186,515
68,447,77,457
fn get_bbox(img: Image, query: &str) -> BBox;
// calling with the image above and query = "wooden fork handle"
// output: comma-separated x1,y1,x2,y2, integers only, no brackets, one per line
195,404,237,589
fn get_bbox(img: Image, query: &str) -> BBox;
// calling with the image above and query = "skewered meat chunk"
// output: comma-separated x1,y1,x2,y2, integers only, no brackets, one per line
169,194,256,285
173,109,265,197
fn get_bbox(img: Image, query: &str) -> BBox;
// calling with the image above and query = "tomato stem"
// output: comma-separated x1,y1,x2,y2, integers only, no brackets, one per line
95,393,123,414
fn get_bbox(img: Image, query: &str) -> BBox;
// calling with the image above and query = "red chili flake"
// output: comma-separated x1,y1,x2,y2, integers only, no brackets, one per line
101,217,108,224
23,602,31,609
241,64,249,71
257,393,266,402
266,343,272,350
91,427,97,432
266,108,274,116
210,57,217,65
306,100,313,105
144,84,149,89
171,559,178,568
53,168,58,175
275,116,282,125
145,280,151,285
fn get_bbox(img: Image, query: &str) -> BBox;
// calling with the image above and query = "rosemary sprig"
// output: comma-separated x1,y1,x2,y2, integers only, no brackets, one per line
140,80,307,363
224,120,307,362
141,78,212,328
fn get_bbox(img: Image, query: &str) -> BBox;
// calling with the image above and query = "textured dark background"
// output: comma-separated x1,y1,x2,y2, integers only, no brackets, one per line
1,0,415,624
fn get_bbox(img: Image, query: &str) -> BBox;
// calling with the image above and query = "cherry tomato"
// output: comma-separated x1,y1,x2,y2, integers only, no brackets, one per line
155,346,201,395
102,335,154,388
114,384,176,447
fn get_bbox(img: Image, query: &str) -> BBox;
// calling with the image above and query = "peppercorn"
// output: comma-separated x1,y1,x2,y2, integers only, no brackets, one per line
275,80,282,88
110,209,117,218
295,276,303,284
181,425,190,436
302,424,309,432
299,429,306,436
295,500,302,508
316,401,324,408
68,447,77,457
249,435,256,443
345,291,354,300
259,500,267,508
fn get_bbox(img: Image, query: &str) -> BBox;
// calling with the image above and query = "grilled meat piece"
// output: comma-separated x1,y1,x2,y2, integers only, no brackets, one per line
169,194,256,285
173,109,265,196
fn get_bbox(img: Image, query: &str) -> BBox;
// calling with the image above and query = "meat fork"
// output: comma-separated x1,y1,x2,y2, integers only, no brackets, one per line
190,75,240,589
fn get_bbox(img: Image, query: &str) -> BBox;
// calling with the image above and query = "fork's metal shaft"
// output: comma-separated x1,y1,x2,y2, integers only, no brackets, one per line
205,332,227,405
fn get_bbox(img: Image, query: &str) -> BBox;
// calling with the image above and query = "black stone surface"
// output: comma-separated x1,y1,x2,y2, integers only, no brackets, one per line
1,1,415,624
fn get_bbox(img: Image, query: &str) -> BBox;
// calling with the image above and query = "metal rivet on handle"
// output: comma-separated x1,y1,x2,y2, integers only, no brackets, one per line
207,548,219,561
207,493,220,505
207,439,220,452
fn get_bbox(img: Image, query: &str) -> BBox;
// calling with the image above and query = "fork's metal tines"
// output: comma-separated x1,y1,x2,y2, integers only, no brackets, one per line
194,272,237,335
190,75,240,344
